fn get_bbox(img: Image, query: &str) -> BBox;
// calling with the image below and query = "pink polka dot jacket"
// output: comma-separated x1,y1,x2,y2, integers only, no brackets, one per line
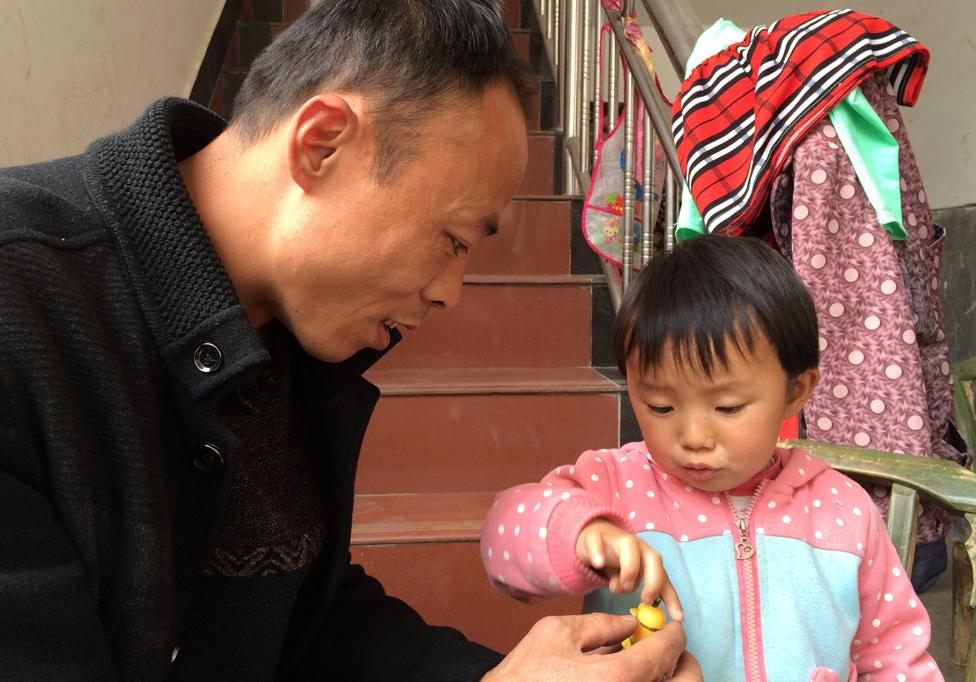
481,444,942,681
770,71,970,545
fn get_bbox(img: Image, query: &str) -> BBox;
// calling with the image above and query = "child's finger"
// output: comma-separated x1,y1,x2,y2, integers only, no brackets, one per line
581,531,607,569
659,579,684,622
615,537,641,592
637,544,666,604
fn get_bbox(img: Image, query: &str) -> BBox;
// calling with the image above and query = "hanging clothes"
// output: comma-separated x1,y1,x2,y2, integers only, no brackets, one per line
671,9,928,237
668,10,970,557
675,17,907,243
769,71,971,546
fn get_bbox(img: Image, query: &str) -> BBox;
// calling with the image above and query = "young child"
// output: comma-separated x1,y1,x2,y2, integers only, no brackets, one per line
481,235,942,680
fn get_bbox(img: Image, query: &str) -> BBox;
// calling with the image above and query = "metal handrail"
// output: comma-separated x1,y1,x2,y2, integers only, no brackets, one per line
603,8,680,176
531,0,703,306
639,0,701,76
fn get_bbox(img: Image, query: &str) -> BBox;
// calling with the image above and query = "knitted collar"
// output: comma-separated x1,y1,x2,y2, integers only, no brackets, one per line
85,97,236,349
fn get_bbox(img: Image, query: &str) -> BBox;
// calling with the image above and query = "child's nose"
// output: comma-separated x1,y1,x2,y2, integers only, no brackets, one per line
679,418,715,451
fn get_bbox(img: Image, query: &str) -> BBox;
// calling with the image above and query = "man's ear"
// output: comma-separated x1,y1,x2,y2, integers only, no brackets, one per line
784,368,820,417
287,94,358,192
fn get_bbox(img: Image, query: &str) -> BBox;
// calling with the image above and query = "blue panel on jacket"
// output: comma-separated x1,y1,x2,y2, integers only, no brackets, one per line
582,531,862,681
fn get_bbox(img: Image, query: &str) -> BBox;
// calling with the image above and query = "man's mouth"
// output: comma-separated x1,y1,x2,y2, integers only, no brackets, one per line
382,319,418,332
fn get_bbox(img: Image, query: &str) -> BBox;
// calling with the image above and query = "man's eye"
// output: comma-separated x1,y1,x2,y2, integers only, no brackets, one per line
716,405,744,414
647,405,672,415
451,237,469,256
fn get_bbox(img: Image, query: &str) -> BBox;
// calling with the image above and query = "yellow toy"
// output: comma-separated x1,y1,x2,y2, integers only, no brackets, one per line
620,601,667,648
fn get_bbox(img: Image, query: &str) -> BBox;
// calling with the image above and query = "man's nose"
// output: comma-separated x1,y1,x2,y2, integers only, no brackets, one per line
422,256,467,310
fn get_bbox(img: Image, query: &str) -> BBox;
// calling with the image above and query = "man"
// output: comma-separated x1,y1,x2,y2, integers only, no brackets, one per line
0,1,699,679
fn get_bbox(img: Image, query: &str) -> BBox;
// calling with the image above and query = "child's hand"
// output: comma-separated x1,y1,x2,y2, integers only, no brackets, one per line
576,518,683,622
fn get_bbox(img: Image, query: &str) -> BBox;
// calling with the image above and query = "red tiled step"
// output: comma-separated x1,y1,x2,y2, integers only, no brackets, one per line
365,365,618,396
511,29,532,62
501,0,523,29
468,197,572,276
352,492,496,544
520,132,557,196
357,367,621,494
373,275,603,370
283,0,311,23
351,492,582,653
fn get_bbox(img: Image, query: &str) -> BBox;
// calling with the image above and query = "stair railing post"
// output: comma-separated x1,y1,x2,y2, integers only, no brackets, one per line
562,0,584,194
606,30,618,134
664,167,676,253
591,0,602,154
547,0,554,46
579,0,595,176
641,108,654,265
621,68,636,290
640,0,702,77
553,0,562,71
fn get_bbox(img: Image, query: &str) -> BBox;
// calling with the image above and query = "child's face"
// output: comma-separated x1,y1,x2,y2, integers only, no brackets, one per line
626,331,819,492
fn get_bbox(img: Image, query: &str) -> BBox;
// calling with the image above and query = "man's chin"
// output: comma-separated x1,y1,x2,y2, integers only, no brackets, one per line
293,334,360,364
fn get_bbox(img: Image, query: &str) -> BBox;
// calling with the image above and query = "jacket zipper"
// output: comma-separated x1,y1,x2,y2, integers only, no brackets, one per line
725,480,768,682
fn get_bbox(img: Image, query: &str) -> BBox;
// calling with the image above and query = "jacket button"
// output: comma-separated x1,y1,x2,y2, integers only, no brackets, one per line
193,342,223,373
193,443,225,473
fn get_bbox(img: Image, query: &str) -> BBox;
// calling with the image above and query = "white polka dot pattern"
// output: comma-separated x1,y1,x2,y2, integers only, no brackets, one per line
479,441,940,675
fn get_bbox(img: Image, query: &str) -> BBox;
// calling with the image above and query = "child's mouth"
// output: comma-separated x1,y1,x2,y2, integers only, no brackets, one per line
683,465,719,481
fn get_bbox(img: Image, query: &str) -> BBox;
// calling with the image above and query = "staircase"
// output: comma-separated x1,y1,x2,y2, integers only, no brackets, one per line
200,0,634,654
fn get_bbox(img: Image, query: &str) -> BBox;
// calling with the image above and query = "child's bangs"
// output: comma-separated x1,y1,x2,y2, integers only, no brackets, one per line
620,301,759,379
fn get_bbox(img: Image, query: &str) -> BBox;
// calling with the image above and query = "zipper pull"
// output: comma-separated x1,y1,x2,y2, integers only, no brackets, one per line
734,518,755,560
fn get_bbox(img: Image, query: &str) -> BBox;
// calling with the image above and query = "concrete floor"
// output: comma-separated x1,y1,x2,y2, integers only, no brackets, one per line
921,552,965,681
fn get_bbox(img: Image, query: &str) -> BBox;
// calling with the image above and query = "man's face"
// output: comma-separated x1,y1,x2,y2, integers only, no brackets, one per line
269,85,528,362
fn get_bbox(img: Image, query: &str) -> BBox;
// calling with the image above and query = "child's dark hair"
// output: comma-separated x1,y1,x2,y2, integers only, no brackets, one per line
614,235,819,379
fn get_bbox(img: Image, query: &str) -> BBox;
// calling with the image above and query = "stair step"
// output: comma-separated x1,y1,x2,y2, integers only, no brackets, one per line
469,197,573,276
373,278,600,370
511,29,532,62
282,0,309,23
502,0,523,29
366,366,619,396
357,368,622,494
520,132,557,196
350,540,581,654
464,274,604,286
352,492,493,544
350,489,583,653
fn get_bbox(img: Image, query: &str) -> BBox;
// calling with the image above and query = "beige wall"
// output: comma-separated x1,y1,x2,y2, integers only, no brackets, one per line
0,1,224,167
641,1,976,210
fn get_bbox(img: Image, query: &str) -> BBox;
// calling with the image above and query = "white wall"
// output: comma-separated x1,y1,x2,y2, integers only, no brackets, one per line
640,1,976,210
0,1,225,167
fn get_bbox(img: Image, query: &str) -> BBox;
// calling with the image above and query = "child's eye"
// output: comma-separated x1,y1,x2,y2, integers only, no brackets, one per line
451,237,469,256
716,405,744,414
647,405,673,415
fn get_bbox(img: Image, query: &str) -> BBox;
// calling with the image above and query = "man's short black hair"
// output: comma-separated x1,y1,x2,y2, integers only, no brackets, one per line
614,235,819,380
230,0,536,182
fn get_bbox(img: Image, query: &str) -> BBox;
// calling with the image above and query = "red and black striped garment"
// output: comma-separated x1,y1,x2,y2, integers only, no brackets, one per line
672,9,928,235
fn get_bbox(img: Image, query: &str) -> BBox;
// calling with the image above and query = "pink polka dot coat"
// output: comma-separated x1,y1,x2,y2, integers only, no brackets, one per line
770,72,971,544
481,444,942,680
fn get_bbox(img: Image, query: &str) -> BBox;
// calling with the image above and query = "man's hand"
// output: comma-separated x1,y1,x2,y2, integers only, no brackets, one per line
576,519,683,621
482,614,701,681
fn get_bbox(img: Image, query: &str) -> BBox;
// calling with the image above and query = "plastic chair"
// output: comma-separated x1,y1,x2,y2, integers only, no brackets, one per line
781,438,976,680
952,356,976,465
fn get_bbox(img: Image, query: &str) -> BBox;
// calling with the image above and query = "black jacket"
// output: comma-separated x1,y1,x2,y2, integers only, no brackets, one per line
0,98,501,681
